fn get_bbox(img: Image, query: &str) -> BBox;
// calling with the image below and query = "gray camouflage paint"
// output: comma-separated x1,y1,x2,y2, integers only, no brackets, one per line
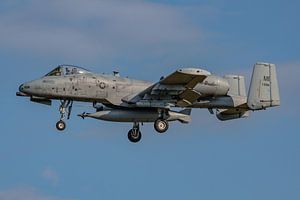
18,63,280,123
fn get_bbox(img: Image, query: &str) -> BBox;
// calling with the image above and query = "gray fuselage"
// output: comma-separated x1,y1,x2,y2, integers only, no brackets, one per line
21,73,152,106
20,72,232,109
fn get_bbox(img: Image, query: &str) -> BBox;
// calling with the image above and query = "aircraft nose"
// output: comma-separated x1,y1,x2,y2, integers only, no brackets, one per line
17,83,31,97
19,84,24,92
19,82,32,93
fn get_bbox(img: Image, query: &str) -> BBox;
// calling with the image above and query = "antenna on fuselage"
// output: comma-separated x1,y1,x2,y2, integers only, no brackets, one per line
113,71,120,77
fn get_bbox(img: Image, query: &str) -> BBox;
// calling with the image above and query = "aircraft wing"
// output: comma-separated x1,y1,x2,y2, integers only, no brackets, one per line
123,68,211,108
160,68,209,86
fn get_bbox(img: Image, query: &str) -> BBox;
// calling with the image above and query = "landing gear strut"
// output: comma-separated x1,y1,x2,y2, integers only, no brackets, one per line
56,100,73,131
128,122,142,143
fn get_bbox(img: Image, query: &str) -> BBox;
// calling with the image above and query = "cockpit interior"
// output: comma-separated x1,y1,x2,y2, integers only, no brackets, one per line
45,65,91,77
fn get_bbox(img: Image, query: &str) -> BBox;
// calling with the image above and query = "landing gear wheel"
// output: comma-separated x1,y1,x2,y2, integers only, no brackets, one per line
128,129,142,143
56,120,66,131
154,119,169,133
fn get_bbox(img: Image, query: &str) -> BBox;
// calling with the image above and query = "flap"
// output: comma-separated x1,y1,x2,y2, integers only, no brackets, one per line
177,89,202,106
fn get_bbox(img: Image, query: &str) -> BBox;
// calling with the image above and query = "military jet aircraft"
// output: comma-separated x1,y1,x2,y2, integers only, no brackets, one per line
17,62,280,143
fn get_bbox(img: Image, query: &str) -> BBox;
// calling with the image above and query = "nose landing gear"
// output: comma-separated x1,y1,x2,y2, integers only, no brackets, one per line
56,100,73,131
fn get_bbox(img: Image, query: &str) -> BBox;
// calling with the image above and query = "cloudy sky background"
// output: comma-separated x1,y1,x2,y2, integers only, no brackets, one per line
0,0,299,199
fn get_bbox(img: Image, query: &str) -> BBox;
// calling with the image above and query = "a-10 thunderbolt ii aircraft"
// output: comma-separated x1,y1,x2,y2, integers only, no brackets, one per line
17,62,280,143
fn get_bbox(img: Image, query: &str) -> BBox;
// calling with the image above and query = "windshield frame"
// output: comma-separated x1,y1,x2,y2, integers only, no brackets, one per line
44,65,91,77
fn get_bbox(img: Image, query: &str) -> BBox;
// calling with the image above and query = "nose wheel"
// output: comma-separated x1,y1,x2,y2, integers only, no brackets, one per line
56,100,73,131
128,122,142,143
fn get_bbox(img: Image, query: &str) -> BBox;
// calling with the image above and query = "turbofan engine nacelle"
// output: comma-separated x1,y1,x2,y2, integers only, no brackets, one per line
194,75,230,97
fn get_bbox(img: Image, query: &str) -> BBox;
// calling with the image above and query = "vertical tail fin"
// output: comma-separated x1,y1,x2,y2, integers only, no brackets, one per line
224,75,246,97
247,62,280,110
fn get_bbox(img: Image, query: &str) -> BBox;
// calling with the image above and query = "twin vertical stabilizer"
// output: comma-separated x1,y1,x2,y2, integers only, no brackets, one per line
247,62,280,110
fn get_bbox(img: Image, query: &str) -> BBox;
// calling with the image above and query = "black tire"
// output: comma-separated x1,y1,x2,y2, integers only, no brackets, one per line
154,119,169,133
127,129,142,143
56,120,66,131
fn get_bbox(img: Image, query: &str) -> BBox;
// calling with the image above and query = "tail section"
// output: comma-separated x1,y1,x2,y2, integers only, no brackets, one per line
224,75,247,97
247,62,280,110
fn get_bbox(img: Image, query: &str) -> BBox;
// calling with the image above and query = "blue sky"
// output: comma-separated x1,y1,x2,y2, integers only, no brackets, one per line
0,0,299,199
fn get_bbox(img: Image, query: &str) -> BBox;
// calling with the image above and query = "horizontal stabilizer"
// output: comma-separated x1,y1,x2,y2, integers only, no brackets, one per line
216,108,250,121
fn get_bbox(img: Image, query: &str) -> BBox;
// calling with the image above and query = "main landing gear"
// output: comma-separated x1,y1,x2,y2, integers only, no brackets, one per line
127,119,169,143
154,119,169,133
127,109,169,143
56,100,73,131
154,109,169,133
128,122,142,143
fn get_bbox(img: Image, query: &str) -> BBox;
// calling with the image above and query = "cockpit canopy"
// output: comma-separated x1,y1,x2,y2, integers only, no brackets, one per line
45,65,91,77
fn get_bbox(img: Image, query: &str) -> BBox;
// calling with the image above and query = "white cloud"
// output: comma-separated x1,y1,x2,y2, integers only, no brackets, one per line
0,0,205,61
0,187,71,200
42,167,60,186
